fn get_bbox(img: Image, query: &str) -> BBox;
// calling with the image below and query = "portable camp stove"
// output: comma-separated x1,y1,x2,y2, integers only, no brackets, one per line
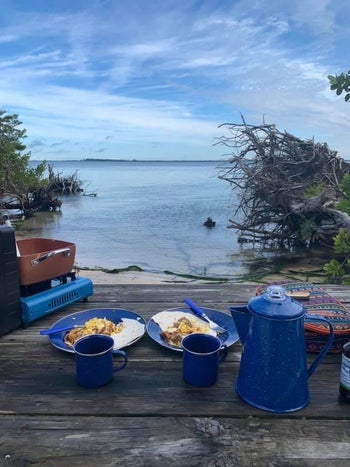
0,227,94,330
20,271,93,327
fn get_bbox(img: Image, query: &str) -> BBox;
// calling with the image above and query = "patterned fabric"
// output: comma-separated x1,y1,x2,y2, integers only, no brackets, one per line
256,280,350,353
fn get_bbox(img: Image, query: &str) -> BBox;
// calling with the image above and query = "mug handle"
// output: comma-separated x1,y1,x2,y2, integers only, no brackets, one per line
112,349,128,372
219,345,228,364
305,315,334,378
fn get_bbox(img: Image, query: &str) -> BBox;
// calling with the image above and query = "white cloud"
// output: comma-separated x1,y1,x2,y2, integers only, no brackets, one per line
294,0,335,34
0,0,349,160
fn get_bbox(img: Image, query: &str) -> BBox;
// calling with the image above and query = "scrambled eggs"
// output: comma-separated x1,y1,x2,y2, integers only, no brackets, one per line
159,316,212,348
64,317,123,347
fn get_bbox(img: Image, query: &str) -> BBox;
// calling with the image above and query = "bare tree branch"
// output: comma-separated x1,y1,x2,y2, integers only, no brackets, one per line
216,117,350,248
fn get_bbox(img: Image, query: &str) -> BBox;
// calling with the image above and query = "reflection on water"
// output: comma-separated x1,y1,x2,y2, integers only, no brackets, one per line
17,160,324,280
17,210,326,280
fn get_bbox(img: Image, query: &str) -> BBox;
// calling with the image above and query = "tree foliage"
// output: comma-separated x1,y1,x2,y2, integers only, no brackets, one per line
335,173,350,215
216,116,350,249
323,178,350,284
328,71,350,102
0,110,47,215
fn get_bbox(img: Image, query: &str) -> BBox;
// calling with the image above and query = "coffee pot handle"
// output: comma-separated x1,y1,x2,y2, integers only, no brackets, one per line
305,315,334,378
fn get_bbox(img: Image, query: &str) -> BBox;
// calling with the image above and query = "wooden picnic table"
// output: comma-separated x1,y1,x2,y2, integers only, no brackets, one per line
0,282,349,466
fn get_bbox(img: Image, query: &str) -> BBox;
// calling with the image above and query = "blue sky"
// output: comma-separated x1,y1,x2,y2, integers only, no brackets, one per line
0,0,349,161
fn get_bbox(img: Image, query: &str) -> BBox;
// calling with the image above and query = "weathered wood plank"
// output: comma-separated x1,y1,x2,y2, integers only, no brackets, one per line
1,416,350,467
14,282,350,330
0,284,346,419
0,284,349,466
0,348,343,417
86,283,350,304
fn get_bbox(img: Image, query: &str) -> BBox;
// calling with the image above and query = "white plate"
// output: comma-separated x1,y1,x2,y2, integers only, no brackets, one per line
44,308,146,353
147,307,238,351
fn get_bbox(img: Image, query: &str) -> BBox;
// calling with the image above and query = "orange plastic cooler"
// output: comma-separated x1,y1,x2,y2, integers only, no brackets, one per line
16,238,76,286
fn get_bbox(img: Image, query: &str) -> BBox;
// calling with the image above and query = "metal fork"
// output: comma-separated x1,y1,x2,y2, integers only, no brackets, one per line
183,298,227,334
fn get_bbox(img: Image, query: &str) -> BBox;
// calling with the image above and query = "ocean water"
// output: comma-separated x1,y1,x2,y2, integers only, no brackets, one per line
22,160,251,278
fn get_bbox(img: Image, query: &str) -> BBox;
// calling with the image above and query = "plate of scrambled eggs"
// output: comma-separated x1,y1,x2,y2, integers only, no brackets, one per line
45,308,146,353
147,307,238,351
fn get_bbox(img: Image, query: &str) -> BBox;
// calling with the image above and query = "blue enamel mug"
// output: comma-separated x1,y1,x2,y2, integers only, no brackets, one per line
182,333,228,387
73,334,128,388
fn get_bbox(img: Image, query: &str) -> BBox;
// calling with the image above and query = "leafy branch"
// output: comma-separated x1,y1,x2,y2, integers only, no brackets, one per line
328,71,350,102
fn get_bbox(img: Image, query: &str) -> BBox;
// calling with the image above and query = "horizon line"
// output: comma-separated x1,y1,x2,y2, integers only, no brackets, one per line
30,158,222,163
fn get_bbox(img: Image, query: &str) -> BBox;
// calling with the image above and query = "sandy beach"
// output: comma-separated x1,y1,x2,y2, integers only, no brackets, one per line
75,268,298,286
75,268,233,285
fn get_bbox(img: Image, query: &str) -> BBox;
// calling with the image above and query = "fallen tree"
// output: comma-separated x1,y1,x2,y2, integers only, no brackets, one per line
0,110,80,220
216,116,350,249
47,164,83,194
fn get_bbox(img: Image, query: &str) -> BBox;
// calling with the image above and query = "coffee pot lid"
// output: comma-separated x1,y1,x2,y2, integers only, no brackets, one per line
248,285,305,320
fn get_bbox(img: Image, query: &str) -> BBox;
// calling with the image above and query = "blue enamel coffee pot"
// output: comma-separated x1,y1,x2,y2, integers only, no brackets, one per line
230,285,334,413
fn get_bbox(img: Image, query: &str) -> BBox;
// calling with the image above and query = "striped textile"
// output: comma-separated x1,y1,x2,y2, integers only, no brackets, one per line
256,281,350,353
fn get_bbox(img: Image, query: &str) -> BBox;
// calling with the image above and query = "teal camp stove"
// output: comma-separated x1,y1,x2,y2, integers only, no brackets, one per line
20,272,93,327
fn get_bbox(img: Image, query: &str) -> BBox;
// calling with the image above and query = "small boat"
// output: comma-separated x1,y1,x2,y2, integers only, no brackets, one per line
83,192,97,197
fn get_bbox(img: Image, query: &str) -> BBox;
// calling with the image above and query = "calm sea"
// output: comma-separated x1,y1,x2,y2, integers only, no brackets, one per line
23,160,253,279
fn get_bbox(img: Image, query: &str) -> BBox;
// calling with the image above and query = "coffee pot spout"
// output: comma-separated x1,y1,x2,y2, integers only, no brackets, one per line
229,305,251,344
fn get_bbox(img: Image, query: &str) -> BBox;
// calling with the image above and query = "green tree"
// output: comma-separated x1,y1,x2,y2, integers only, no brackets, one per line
328,71,350,102
323,176,350,284
323,75,350,281
0,110,47,214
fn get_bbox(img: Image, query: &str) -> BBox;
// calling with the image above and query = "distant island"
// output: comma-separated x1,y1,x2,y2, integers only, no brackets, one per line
81,158,217,162
31,158,220,163
82,158,130,162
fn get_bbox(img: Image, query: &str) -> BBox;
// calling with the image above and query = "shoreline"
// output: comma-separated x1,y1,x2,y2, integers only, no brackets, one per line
72,237,335,285
75,264,327,286
75,268,234,285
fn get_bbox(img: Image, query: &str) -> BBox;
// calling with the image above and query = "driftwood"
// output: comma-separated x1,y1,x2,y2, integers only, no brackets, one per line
1,191,62,219
0,163,82,219
47,164,83,194
216,117,350,248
